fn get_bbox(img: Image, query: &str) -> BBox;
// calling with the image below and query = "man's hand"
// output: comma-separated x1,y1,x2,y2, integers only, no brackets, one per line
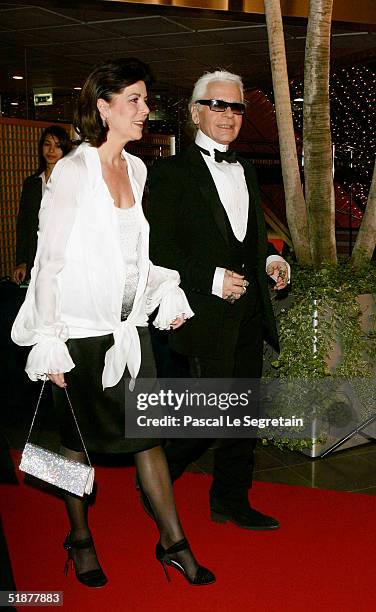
13,263,27,284
48,373,66,388
222,269,249,303
266,261,289,290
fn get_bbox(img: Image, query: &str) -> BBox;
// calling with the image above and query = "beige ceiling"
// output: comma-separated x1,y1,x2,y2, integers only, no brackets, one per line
0,0,375,97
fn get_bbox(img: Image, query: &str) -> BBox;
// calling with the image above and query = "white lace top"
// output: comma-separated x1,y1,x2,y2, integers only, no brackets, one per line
116,206,140,320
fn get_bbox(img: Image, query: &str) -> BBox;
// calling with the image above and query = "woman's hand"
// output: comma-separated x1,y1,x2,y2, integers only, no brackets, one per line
170,314,186,330
48,373,66,388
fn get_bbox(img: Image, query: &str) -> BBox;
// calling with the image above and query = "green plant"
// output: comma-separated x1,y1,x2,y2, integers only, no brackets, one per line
262,261,376,451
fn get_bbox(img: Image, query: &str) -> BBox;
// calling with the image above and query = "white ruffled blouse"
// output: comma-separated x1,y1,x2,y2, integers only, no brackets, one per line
11,142,194,389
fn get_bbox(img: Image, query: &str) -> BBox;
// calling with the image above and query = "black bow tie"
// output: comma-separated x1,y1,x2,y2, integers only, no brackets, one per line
214,148,237,163
197,145,237,164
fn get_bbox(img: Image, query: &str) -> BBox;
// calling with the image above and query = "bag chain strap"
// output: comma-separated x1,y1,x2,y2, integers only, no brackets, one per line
25,379,92,468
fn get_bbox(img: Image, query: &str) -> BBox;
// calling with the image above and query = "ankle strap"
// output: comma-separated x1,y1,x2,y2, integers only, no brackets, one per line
65,532,94,550
71,537,94,549
165,538,189,554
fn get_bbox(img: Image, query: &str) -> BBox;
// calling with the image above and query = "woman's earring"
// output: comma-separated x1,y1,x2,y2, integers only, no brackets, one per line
102,116,107,128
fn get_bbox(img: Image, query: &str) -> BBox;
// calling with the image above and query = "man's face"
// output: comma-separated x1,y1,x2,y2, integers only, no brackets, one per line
191,81,243,145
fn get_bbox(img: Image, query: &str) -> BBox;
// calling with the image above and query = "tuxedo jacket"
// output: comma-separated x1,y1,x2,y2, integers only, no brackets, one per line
148,143,279,359
15,174,42,277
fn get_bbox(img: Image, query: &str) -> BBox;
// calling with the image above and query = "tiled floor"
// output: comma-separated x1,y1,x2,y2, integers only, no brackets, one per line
189,438,376,495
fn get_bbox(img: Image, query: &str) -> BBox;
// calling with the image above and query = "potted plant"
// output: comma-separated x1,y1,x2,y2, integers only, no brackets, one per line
262,263,376,455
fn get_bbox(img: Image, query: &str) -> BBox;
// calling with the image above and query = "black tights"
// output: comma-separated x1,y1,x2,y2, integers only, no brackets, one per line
63,445,199,581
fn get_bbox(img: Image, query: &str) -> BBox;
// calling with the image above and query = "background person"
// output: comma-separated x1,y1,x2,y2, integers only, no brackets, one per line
13,125,72,284
12,58,215,588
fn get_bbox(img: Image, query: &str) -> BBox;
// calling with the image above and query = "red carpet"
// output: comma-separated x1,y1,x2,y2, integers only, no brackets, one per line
1,453,376,612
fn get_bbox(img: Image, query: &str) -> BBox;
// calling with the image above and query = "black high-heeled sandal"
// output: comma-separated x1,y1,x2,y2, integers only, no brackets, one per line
156,538,215,586
64,532,107,588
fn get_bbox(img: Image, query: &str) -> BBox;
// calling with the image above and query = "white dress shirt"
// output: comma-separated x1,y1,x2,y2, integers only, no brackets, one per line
195,130,289,297
12,143,193,389
40,171,49,197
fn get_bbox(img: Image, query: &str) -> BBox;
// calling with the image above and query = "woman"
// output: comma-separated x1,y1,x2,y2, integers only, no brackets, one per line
13,125,72,284
12,58,215,588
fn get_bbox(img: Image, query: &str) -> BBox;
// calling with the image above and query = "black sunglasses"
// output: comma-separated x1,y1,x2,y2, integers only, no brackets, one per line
196,99,245,115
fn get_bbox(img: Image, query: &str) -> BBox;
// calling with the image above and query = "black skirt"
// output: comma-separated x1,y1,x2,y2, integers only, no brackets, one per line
52,327,160,454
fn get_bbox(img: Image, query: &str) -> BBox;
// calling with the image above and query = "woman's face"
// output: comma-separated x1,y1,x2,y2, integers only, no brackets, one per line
42,134,64,166
98,80,150,143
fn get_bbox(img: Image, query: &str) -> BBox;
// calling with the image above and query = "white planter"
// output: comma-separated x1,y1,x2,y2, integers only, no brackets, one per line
300,293,376,457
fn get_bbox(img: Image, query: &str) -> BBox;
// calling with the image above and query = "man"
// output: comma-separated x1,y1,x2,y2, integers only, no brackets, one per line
148,70,289,530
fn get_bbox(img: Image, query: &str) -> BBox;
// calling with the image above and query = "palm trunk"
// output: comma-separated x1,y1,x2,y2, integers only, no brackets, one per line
303,0,337,266
351,161,376,268
264,0,312,267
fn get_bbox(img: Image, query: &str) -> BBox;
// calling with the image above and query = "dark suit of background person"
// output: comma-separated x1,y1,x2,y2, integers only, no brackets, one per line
148,72,288,531
13,125,71,284
14,175,43,281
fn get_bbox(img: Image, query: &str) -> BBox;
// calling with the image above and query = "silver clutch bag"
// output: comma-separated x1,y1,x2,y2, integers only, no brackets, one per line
19,381,94,497
20,443,94,497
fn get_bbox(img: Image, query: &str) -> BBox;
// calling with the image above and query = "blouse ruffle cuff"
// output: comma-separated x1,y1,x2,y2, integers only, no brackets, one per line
25,337,75,382
153,287,194,331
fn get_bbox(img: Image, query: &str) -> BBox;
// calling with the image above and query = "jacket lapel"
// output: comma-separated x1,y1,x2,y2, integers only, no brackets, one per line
186,144,229,245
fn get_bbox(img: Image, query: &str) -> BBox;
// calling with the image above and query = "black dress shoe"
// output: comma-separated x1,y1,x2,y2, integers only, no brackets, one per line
210,499,280,530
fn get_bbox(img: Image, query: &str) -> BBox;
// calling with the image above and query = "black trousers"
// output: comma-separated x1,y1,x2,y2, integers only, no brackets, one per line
164,291,263,509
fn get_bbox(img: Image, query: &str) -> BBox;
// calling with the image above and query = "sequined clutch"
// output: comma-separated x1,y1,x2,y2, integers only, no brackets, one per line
19,381,94,497
20,443,94,497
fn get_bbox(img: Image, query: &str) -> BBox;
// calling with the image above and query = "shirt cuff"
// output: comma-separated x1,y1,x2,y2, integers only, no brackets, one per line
212,267,225,298
153,287,194,331
25,337,75,382
266,255,291,283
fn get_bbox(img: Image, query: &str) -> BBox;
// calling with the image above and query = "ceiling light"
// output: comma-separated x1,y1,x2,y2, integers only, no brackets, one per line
294,97,304,102
12,75,23,80
73,87,82,90
11,101,19,106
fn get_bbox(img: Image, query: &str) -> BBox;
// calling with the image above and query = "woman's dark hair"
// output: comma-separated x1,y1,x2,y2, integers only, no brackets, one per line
74,57,153,147
37,125,72,174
